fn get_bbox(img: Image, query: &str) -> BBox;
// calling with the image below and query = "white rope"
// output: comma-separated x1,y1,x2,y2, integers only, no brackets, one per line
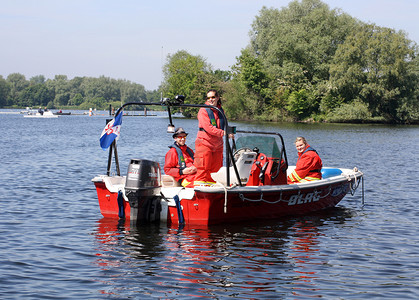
213,182,231,213
342,167,363,196
317,185,332,199
238,191,287,204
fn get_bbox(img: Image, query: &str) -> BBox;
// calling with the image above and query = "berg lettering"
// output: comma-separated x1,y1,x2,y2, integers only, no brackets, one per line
288,191,320,206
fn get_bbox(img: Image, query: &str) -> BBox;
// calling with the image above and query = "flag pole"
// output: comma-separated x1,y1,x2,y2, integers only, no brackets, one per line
113,140,120,176
106,141,113,176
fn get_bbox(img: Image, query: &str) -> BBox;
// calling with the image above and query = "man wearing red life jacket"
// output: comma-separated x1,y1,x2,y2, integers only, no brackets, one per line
193,89,229,186
288,136,323,184
164,127,197,188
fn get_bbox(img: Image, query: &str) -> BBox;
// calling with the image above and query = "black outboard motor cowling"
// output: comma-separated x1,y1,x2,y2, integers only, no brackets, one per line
125,159,162,224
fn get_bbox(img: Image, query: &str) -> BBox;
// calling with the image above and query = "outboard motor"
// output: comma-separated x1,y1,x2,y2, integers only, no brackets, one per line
125,159,162,224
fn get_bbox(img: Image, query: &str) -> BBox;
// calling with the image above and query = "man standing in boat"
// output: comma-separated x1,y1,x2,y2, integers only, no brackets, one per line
164,127,197,188
288,136,323,184
193,89,232,186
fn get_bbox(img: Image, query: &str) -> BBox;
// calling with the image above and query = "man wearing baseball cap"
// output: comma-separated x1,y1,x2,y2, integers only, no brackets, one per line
164,127,197,188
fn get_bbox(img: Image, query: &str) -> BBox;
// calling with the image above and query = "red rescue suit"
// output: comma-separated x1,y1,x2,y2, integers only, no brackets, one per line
194,101,225,185
164,143,195,188
288,144,322,184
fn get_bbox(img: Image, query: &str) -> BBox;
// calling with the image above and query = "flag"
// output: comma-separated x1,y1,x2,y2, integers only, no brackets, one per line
100,112,123,150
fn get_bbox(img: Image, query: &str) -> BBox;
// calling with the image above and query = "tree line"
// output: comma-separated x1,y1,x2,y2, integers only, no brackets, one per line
0,73,160,110
1,0,418,124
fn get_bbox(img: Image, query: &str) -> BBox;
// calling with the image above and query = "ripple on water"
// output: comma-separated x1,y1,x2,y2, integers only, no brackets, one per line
1,113,418,299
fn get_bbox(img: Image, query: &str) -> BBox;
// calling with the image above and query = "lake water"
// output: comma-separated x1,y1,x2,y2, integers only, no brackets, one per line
1,109,418,299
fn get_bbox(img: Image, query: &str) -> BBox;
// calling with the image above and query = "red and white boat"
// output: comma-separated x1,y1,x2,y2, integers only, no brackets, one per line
92,97,364,226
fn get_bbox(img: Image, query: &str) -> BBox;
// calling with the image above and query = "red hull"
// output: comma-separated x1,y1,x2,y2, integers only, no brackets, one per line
171,181,350,225
94,174,360,226
94,181,131,218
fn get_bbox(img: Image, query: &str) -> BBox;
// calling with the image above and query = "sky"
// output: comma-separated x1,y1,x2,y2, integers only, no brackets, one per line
1,0,418,91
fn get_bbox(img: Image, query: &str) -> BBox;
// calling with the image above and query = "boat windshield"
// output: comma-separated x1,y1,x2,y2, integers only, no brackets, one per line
235,136,282,158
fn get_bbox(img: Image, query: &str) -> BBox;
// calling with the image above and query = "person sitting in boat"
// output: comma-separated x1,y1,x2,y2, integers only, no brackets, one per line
288,136,323,184
164,127,197,188
38,107,44,115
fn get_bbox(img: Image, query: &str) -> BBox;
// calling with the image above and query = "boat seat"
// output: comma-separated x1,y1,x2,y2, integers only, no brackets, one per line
211,151,257,186
161,174,181,187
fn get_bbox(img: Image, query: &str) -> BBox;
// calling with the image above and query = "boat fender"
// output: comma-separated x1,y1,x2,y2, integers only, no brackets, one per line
321,168,342,179
173,195,184,224
117,190,125,219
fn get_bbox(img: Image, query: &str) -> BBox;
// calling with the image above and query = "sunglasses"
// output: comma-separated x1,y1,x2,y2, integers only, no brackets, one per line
207,96,217,99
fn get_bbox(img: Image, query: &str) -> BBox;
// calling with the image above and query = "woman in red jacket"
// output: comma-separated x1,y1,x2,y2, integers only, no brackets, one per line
164,127,197,188
193,90,227,186
288,137,323,184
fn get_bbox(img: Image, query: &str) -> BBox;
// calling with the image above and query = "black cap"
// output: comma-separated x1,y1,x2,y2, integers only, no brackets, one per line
173,127,188,138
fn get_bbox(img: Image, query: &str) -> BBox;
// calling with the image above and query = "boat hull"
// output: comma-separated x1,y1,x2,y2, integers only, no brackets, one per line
94,181,131,218
187,181,350,225
23,111,58,118
92,168,362,226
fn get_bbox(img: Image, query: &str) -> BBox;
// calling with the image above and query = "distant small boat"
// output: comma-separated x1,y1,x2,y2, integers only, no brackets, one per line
53,111,71,115
23,110,59,118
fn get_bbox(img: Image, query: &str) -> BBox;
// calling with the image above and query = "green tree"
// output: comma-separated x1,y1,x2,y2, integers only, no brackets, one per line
17,84,54,107
327,99,372,123
286,89,316,120
162,50,213,117
120,80,146,104
231,48,272,118
68,77,85,105
45,75,71,106
212,69,232,82
0,76,10,107
250,0,357,88
6,73,29,104
146,89,162,103
71,93,84,106
247,0,358,120
221,79,254,120
329,24,419,123
30,75,46,85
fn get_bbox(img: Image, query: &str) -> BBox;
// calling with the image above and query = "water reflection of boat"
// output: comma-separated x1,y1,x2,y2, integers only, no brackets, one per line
93,208,356,296
92,96,364,226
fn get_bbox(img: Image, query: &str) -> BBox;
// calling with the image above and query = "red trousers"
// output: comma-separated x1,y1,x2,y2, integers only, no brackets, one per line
193,139,223,184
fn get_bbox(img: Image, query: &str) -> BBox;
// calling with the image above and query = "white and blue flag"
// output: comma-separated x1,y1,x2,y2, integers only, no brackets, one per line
100,112,123,150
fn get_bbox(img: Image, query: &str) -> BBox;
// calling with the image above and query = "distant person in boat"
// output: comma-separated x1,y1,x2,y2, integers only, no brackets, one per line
164,127,197,188
38,107,44,115
288,136,323,184
194,89,233,186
